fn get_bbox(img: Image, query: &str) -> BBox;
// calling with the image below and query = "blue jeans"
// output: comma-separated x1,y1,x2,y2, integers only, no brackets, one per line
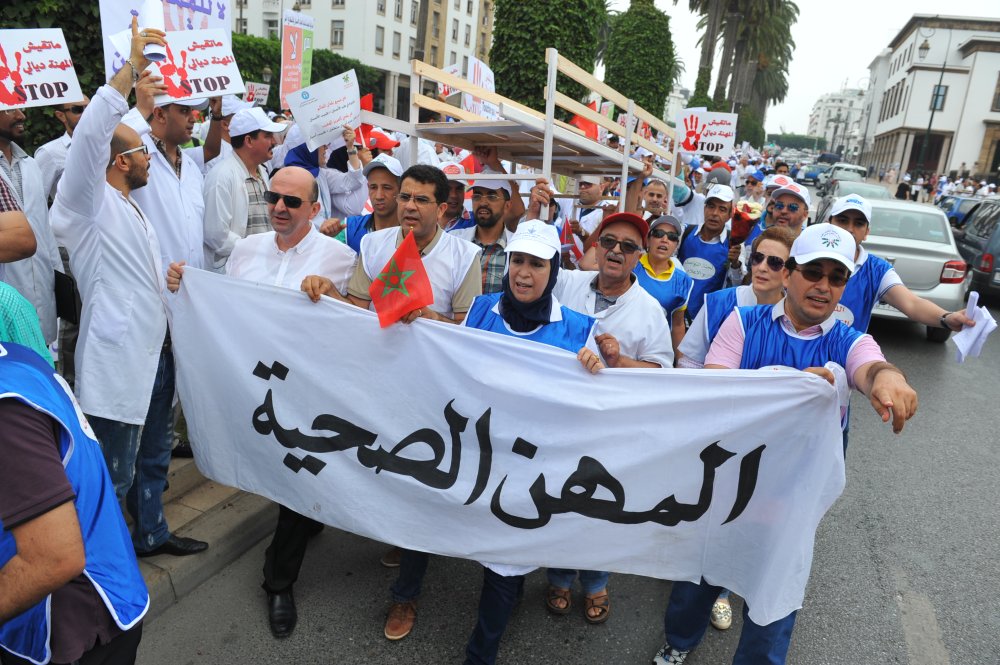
463,568,524,665
390,549,430,602
546,568,609,595
90,415,141,500
664,579,797,665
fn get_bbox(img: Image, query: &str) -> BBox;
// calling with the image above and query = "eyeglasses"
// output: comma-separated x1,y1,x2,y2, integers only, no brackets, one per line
264,191,315,209
598,235,642,255
471,191,503,202
772,201,802,213
62,105,87,115
118,144,149,158
750,252,786,271
832,215,869,229
0,109,25,116
793,264,849,287
396,192,437,206
650,228,680,242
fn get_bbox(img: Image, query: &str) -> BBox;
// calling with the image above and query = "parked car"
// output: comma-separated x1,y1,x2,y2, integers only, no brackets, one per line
817,163,867,197
936,194,983,228
953,199,1000,301
796,163,830,185
864,199,971,342
813,181,892,224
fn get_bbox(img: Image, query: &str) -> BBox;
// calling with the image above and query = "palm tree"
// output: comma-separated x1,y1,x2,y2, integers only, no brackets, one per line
676,0,723,101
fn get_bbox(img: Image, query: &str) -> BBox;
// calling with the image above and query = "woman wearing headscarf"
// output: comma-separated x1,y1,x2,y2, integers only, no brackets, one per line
460,220,603,665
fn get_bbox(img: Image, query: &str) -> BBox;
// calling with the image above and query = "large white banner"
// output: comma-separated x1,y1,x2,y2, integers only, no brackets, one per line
170,269,846,624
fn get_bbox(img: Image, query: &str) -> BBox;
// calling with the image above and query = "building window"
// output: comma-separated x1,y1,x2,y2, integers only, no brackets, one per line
395,0,402,19
464,24,470,46
237,18,247,34
332,0,344,5
392,31,401,58
930,84,947,112
411,1,418,25
266,19,279,39
450,51,457,65
331,20,344,48
432,11,440,38
467,0,473,13
409,36,416,60
462,55,468,77
298,0,310,7
454,0,460,8
377,0,385,14
430,45,438,64
993,73,1000,111
452,18,458,41
375,25,384,52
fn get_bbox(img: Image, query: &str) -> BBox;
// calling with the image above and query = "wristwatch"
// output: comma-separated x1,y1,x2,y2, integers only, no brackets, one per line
939,312,952,330
347,149,358,155
210,114,224,121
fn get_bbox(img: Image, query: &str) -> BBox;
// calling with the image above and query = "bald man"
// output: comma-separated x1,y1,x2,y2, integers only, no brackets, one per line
51,20,209,558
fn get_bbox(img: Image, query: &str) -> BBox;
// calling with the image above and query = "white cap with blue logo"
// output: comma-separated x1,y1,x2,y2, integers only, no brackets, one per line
829,194,872,224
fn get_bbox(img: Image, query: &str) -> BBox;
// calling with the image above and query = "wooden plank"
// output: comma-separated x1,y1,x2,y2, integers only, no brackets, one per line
413,95,486,123
548,49,629,109
551,91,670,160
412,60,540,121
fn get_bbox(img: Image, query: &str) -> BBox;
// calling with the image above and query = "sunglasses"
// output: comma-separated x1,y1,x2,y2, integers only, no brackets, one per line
772,201,802,213
793,264,849,287
117,144,148,158
263,191,313,208
62,105,87,114
650,228,680,242
750,252,786,271
598,235,642,255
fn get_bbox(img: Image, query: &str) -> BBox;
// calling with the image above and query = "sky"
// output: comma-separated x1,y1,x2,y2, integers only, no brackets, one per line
605,0,1000,135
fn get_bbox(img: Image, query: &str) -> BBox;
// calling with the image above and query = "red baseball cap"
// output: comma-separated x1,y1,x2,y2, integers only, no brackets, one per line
368,129,400,150
595,212,650,248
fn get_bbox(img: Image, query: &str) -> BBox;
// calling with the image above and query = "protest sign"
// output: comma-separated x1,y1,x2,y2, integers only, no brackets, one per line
462,57,499,120
244,81,270,107
100,0,232,81
285,69,360,151
170,268,848,626
0,29,83,110
280,9,314,109
107,28,244,105
437,63,462,98
677,108,738,157
597,101,614,144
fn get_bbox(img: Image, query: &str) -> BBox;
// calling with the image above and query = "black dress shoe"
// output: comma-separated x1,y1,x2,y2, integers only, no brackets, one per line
172,441,194,458
136,534,209,557
267,590,297,638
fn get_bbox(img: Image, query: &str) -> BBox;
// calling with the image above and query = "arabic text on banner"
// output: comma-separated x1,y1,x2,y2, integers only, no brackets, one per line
0,29,83,111
169,269,847,625
279,9,314,110
676,108,739,158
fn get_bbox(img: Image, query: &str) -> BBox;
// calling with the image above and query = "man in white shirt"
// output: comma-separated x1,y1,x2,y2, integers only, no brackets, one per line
34,96,89,202
50,21,207,558
168,165,357,640
0,102,62,345
203,107,285,271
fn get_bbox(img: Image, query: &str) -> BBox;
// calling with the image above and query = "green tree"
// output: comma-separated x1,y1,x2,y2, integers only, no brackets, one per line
604,0,676,117
736,105,764,147
767,133,825,151
490,0,605,112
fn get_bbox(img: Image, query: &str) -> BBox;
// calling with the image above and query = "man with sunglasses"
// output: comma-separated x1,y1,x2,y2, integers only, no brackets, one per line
653,223,918,665
203,107,286,271
34,97,88,202
677,183,736,321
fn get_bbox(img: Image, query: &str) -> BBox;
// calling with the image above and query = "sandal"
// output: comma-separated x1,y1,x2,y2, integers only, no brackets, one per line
545,585,571,615
584,590,610,624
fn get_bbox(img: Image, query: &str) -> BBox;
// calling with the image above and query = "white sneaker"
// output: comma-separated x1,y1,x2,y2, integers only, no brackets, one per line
652,642,690,664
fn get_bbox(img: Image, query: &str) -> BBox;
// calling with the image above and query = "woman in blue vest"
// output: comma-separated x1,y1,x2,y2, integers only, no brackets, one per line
678,225,796,370
632,214,694,358
461,220,602,665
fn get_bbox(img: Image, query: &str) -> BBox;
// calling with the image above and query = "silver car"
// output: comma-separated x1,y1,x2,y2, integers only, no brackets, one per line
864,199,971,342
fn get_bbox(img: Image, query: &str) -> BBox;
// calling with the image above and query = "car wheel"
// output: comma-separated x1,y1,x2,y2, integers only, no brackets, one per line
926,326,951,343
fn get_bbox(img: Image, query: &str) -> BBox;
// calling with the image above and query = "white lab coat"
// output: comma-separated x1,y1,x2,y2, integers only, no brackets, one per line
33,132,71,202
202,151,270,271
51,85,167,425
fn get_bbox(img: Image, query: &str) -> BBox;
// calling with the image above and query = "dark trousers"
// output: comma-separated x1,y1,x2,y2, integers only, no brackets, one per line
463,568,525,665
261,505,324,593
390,549,430,602
1,622,142,665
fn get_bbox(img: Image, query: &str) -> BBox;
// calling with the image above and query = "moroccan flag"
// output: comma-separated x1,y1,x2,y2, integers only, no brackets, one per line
368,231,434,327
570,101,599,141
358,93,374,146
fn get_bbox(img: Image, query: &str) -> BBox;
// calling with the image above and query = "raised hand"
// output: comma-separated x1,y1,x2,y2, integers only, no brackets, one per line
681,114,702,152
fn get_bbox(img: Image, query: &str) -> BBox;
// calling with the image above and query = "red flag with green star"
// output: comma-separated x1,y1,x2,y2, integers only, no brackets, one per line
368,230,434,327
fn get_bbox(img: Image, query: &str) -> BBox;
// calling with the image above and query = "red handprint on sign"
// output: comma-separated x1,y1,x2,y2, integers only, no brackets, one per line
681,114,702,152
158,42,193,98
0,44,27,106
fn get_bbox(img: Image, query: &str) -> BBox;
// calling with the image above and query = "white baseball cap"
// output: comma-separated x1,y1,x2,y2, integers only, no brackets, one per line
790,223,856,274
229,107,286,137
362,153,404,178
829,194,872,223
579,175,602,185
155,96,209,110
505,219,561,260
771,182,811,208
222,94,252,116
438,160,470,186
705,183,735,203
766,174,794,191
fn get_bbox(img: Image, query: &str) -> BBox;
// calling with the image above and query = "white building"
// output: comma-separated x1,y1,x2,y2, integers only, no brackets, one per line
807,89,865,157
865,15,1000,180
234,0,486,119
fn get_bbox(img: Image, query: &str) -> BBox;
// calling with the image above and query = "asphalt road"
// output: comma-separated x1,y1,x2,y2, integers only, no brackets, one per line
139,187,1000,664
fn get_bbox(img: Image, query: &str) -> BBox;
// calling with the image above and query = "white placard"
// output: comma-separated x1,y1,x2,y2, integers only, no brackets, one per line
170,268,847,626
462,56,498,120
284,69,360,152
0,29,84,110
676,108,738,157
244,81,270,107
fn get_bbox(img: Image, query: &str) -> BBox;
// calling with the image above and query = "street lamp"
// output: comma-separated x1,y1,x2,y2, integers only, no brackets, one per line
262,66,273,83
916,25,952,173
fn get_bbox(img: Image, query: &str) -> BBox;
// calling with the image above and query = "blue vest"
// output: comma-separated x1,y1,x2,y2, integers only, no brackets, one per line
836,253,894,333
632,263,693,326
704,286,742,344
0,343,149,665
679,230,730,319
445,210,475,232
737,305,864,371
744,218,766,247
345,214,373,253
464,293,596,353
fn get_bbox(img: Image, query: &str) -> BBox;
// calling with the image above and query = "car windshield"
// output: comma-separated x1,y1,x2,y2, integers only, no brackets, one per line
869,208,950,244
838,182,890,199
834,171,863,183
958,199,979,215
